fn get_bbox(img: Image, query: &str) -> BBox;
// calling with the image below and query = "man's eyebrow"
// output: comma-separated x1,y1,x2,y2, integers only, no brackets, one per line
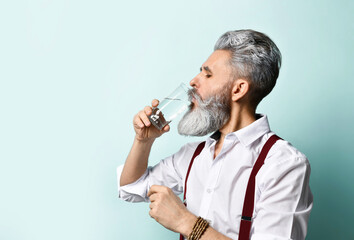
200,66,213,74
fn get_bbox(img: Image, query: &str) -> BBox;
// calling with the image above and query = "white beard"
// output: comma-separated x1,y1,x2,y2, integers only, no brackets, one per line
178,88,231,137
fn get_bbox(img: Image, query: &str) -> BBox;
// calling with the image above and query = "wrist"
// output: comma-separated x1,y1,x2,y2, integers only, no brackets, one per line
178,212,198,237
134,136,155,144
186,217,210,240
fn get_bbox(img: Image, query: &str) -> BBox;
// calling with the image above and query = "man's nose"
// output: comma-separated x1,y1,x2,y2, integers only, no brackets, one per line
189,75,199,88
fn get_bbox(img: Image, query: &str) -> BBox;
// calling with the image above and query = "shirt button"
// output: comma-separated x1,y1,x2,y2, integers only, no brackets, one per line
207,188,212,193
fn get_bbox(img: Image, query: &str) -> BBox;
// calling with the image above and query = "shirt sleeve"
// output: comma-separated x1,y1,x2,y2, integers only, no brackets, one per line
117,142,199,203
251,153,313,240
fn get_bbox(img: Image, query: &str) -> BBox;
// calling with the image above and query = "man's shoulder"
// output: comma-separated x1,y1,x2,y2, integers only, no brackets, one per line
163,140,206,174
265,135,309,166
177,140,206,154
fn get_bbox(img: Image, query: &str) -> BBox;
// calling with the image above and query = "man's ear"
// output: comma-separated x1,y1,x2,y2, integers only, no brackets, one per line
231,79,250,102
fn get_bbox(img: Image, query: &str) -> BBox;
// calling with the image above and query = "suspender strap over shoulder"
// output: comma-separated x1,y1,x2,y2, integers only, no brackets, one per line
180,141,205,240
183,141,206,206
238,134,282,240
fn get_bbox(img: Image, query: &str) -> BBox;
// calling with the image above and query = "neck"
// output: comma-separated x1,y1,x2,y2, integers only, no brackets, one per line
213,104,256,159
218,105,256,140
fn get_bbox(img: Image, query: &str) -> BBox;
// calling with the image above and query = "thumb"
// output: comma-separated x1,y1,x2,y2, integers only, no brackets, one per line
162,124,170,132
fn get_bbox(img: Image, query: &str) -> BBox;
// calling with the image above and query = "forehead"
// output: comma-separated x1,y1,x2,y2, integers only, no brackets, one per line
203,50,232,72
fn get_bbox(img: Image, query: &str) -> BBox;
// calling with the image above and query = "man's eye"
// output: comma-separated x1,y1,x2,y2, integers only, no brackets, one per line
206,74,212,78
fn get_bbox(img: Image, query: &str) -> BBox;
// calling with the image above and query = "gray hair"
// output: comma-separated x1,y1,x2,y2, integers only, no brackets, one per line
214,29,282,108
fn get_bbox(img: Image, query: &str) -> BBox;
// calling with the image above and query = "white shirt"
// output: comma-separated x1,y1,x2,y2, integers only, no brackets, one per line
117,114,313,240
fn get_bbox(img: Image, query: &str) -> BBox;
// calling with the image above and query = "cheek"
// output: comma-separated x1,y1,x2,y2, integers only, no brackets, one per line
193,88,206,101
199,84,215,100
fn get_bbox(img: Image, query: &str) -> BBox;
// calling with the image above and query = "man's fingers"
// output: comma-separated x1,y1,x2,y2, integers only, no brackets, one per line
149,202,156,209
138,111,151,127
162,124,170,132
147,185,169,197
147,185,161,197
152,99,159,107
149,192,158,202
147,186,155,197
133,101,159,129
144,106,152,116
133,114,145,128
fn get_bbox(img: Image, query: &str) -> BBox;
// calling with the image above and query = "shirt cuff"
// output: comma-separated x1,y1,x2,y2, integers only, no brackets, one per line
116,164,150,203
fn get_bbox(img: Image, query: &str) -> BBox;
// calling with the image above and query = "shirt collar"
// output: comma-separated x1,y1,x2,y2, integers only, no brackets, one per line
207,114,271,147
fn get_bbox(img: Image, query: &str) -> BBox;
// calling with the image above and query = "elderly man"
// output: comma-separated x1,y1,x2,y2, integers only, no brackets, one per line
117,29,313,240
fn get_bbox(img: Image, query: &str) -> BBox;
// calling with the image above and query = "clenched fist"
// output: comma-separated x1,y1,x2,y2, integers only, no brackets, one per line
147,185,197,235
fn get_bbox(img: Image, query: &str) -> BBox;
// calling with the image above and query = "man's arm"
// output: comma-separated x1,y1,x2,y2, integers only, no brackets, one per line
120,99,170,187
119,137,154,186
251,154,313,239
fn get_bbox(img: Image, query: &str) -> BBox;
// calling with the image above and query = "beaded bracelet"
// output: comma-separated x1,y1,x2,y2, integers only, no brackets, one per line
188,217,209,240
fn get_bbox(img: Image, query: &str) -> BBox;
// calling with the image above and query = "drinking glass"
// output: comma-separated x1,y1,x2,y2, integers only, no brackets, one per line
148,83,190,130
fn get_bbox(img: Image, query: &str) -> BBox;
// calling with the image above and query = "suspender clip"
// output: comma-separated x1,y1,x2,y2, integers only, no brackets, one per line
241,216,252,221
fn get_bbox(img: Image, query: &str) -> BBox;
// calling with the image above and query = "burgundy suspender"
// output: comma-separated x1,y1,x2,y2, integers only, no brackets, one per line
238,134,281,240
183,141,206,206
179,135,281,240
180,141,206,240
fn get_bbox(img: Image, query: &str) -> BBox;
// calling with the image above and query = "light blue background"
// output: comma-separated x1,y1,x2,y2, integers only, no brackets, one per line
1,0,353,239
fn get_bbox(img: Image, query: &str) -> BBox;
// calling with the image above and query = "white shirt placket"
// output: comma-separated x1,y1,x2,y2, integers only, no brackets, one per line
197,139,233,223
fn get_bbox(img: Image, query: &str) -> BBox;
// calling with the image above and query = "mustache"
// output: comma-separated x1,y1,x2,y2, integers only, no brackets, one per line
187,88,203,103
